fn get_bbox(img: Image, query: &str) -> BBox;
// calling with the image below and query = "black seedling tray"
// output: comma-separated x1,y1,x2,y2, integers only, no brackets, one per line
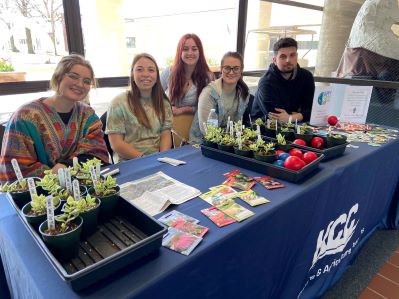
201,145,323,183
7,194,167,291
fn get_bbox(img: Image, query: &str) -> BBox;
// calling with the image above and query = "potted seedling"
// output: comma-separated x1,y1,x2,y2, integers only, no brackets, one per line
62,194,101,237
88,175,120,220
294,123,314,144
217,133,235,153
1,178,32,209
39,196,83,261
265,119,279,138
250,139,276,163
275,133,291,151
203,126,223,148
326,132,348,147
280,122,296,141
234,132,253,157
22,194,61,229
72,158,103,186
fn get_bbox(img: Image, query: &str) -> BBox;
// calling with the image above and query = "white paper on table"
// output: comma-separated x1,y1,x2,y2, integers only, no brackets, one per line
339,86,373,124
310,86,333,126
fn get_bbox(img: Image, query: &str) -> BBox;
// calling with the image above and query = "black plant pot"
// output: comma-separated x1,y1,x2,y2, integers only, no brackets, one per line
217,144,234,153
89,186,120,221
234,147,253,158
254,152,276,163
80,198,101,237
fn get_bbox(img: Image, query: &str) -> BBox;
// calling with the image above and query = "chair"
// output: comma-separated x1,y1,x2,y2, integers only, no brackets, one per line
100,112,114,164
0,123,5,154
171,114,194,148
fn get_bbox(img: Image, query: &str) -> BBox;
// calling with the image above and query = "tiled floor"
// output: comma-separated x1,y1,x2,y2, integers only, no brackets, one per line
358,247,399,299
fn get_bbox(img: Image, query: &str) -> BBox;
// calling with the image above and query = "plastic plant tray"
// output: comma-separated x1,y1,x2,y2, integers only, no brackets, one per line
7,194,167,291
200,145,324,183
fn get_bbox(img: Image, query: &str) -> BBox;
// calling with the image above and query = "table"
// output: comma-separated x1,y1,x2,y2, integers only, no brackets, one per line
1,139,399,299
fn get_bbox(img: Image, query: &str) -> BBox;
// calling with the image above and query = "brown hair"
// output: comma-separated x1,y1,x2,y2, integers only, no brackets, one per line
168,33,214,105
50,53,96,92
128,53,169,129
221,51,249,99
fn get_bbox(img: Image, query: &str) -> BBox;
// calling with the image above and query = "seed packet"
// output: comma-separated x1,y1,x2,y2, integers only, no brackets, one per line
254,176,285,190
236,190,270,206
162,227,202,256
216,200,254,222
223,169,255,190
200,185,237,206
169,218,209,237
158,210,199,226
201,206,236,227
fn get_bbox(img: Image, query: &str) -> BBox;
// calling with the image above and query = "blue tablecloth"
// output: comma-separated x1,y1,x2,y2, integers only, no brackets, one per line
0,140,398,299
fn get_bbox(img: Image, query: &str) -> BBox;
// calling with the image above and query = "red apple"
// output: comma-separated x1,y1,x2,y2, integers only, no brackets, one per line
284,156,306,171
302,152,318,164
293,139,306,146
327,115,338,126
311,136,325,149
288,148,303,159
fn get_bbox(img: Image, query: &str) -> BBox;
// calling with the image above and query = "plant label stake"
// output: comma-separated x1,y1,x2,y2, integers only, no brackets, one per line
249,114,252,127
65,168,72,195
237,131,242,150
73,157,79,170
229,121,234,139
89,166,99,194
96,163,101,180
226,116,231,133
297,125,301,134
58,168,66,188
27,178,37,200
72,180,80,201
46,195,56,231
11,159,24,184
275,120,278,132
266,119,270,129
295,119,298,130
256,125,261,141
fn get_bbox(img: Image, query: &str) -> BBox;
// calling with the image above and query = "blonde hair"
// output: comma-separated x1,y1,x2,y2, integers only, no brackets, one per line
50,54,96,103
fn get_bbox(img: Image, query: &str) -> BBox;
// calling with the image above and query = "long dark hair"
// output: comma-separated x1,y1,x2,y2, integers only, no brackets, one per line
128,53,169,129
221,51,249,99
169,33,213,105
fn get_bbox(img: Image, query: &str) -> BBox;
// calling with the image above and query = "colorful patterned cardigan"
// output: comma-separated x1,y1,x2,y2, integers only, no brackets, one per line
0,99,109,182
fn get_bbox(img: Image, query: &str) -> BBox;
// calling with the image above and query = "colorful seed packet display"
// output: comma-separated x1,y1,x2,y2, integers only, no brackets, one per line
236,190,270,206
162,227,202,256
254,176,285,190
158,210,200,226
201,206,236,227
223,169,255,191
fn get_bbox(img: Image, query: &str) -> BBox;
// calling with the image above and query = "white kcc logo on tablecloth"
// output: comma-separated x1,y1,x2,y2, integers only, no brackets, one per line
311,204,359,268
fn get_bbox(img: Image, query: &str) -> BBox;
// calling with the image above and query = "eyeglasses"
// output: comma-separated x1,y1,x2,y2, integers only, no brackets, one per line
222,66,242,74
66,72,93,86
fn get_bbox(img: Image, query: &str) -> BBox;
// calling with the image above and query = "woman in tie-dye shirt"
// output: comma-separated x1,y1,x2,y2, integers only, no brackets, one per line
106,53,173,162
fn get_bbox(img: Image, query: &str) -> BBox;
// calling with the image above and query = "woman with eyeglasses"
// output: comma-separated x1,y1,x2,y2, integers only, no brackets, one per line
0,54,109,182
160,33,215,116
105,53,173,161
189,51,250,143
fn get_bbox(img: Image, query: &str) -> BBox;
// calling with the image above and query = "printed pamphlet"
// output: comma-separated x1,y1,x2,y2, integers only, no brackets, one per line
236,190,270,206
158,210,200,226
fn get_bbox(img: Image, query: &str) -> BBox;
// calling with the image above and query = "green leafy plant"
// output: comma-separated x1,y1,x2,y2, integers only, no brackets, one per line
63,194,98,214
0,58,14,72
276,133,287,145
204,126,223,143
0,179,27,192
54,196,81,233
30,194,60,216
93,175,118,196
219,134,235,146
242,128,257,140
249,139,275,155
299,124,313,135
73,158,103,185
255,118,264,126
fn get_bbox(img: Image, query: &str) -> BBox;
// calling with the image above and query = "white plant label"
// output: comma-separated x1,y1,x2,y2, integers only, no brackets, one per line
256,125,261,141
46,195,55,231
64,168,72,195
297,125,301,134
266,119,270,129
11,159,23,184
58,168,65,188
73,157,79,170
237,131,242,150
72,179,80,201
96,163,101,180
27,178,37,200
89,166,99,194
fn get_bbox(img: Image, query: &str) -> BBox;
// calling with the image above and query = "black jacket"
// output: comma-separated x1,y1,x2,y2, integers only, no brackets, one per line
251,63,315,121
